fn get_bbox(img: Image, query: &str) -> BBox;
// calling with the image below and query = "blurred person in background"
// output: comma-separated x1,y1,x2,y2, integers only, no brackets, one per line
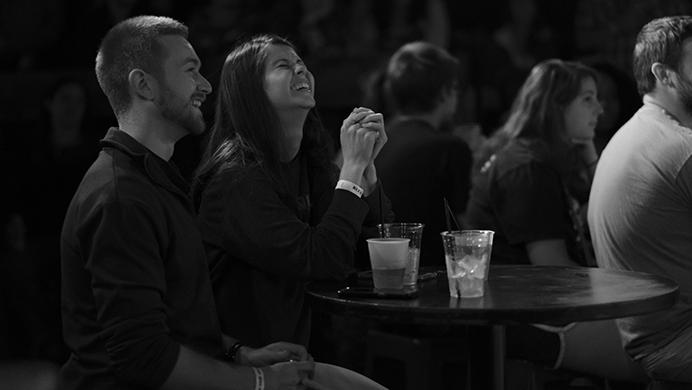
468,59,649,384
466,59,601,267
28,78,97,243
374,41,472,267
15,77,97,365
476,0,559,131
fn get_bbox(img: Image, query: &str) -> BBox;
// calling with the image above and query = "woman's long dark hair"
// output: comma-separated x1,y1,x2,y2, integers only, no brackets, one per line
474,59,597,174
192,34,333,208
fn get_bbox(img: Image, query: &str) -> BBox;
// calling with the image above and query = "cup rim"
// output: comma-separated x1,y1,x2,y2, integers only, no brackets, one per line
440,229,494,236
366,237,411,244
376,222,425,229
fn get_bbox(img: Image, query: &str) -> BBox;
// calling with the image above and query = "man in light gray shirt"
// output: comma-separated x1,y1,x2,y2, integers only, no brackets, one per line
588,15,692,384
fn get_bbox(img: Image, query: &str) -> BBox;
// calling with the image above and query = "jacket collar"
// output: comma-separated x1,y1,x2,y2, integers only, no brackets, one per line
102,126,146,152
99,128,192,206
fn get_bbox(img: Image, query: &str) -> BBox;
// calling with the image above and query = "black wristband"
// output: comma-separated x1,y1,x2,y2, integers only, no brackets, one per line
225,341,244,363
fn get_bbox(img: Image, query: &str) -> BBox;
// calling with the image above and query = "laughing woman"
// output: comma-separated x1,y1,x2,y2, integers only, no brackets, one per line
192,35,392,348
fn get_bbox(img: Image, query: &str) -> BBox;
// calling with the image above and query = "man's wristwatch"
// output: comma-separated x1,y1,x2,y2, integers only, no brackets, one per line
225,341,244,363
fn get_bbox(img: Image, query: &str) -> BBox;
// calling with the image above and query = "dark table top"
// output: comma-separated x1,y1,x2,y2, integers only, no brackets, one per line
307,265,679,326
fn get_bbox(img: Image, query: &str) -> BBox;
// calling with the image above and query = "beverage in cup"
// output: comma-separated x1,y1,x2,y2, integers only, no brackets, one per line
377,223,424,288
440,230,494,298
366,238,410,291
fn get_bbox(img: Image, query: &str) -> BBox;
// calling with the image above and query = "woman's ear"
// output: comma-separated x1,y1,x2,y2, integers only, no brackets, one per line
128,69,158,102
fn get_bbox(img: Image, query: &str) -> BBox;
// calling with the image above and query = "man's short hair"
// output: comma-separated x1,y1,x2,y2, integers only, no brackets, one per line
95,15,188,115
385,42,459,115
633,15,692,96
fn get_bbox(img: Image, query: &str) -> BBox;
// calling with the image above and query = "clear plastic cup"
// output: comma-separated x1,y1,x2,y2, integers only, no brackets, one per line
440,230,494,298
377,223,424,288
366,238,410,291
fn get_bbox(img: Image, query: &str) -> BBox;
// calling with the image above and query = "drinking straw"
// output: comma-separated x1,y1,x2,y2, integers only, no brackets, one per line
444,197,461,231
378,184,384,227
444,199,452,232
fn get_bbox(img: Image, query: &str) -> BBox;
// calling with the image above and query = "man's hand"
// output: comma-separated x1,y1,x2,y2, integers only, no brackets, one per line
238,342,312,367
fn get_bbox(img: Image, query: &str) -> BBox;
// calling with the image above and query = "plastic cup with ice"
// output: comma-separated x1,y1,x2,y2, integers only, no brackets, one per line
441,230,494,298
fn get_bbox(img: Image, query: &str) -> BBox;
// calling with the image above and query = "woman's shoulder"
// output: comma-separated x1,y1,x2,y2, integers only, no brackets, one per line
493,139,553,171
213,161,269,186
195,162,267,200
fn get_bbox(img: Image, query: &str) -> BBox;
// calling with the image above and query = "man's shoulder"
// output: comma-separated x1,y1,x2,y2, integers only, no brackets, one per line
622,104,692,141
604,108,692,172
75,148,160,209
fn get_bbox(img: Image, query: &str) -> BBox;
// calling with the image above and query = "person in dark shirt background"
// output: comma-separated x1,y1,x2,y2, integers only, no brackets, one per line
374,41,472,267
466,59,647,383
465,59,602,267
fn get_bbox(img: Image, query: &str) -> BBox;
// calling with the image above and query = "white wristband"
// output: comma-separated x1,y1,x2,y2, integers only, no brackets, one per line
335,179,364,198
252,367,265,390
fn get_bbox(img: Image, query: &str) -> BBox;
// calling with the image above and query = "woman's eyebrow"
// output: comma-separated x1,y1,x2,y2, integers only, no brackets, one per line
180,56,200,68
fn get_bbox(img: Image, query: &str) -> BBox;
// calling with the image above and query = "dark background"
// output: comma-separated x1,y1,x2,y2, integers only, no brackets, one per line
1,0,690,366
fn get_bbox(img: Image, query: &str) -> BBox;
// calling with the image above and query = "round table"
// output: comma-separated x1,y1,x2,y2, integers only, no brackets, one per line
308,265,679,325
307,265,679,390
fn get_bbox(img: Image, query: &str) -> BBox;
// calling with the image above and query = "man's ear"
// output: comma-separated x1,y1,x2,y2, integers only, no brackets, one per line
651,62,672,87
128,69,157,101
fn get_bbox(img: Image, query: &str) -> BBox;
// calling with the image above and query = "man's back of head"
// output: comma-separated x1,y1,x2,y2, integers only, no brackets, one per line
385,42,459,116
633,15,692,97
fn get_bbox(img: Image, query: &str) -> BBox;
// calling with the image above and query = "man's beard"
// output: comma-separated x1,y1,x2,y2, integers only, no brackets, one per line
156,85,206,135
674,71,692,115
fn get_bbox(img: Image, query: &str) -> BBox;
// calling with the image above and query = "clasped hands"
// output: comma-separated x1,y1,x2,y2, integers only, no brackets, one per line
339,107,387,196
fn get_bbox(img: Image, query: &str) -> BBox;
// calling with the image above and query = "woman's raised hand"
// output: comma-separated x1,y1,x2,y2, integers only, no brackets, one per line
339,107,383,185
359,110,386,161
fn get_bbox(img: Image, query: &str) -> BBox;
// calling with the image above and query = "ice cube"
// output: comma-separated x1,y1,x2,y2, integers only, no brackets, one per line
462,256,484,276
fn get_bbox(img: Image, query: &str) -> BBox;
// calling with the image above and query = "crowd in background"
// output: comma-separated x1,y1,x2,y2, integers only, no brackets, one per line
2,0,692,371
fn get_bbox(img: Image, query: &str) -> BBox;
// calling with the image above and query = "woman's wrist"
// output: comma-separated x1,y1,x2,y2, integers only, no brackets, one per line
361,164,378,197
338,163,366,186
335,180,364,198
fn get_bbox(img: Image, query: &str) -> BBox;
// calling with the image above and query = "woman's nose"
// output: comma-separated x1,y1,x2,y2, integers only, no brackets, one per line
294,63,307,75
